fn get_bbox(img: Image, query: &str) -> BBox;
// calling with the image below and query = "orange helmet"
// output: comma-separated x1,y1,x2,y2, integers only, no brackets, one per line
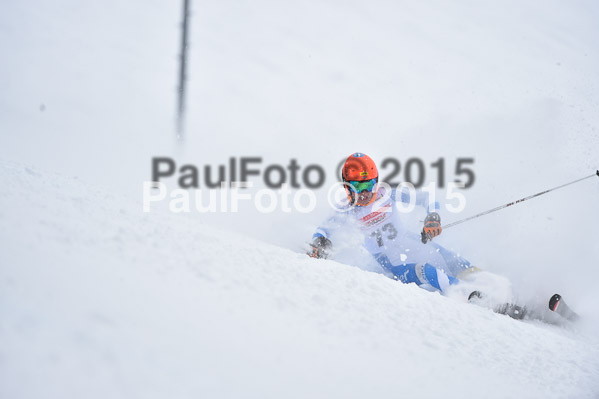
342,153,379,206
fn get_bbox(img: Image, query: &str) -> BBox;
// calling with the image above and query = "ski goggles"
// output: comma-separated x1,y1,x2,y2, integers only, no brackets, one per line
346,178,378,193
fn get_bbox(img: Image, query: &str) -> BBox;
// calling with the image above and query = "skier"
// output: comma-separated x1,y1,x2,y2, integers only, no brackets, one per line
308,152,582,322
308,152,474,294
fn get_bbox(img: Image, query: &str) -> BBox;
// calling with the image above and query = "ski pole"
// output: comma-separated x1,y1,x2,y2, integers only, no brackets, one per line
422,170,599,243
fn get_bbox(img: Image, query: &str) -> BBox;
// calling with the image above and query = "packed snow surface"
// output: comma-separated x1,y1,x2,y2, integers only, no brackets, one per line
2,0,599,397
1,162,598,398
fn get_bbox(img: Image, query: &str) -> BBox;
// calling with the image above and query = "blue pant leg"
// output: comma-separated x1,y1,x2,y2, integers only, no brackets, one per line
387,262,458,293
388,263,420,285
375,253,458,293
421,263,459,291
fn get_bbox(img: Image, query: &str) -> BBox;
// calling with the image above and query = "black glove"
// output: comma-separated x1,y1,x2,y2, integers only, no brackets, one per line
308,236,332,259
421,212,442,243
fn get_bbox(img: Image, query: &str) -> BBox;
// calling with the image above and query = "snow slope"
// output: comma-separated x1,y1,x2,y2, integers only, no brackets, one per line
2,0,599,397
1,0,598,296
2,162,599,399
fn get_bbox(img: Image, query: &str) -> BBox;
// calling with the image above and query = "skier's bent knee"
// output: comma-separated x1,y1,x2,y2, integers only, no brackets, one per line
389,262,458,293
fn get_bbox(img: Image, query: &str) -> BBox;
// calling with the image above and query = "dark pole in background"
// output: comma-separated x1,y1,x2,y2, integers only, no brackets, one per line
176,0,190,141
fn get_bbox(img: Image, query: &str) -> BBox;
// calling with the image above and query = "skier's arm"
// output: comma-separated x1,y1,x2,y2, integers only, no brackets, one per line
392,186,442,242
308,221,334,259
392,186,440,213
308,211,347,259
308,234,332,259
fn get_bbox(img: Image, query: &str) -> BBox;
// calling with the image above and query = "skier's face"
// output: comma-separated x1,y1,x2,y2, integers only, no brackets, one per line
346,178,378,206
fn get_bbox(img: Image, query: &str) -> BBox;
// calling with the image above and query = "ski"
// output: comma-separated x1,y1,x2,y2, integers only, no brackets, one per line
468,291,580,324
494,302,527,320
548,294,579,322
468,291,527,320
